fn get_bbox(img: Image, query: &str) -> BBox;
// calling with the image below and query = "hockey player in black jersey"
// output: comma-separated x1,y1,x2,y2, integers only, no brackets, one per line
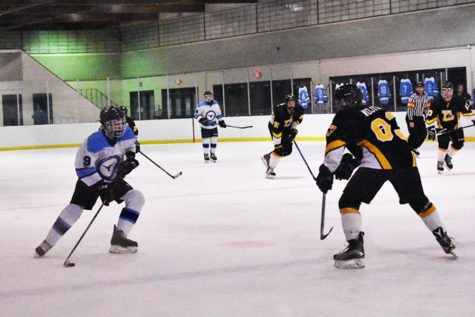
261,95,304,178
426,82,473,173
119,105,140,152
315,83,455,269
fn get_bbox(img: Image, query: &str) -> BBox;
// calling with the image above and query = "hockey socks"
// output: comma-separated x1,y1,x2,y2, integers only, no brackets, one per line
117,208,140,237
45,203,83,247
419,204,443,232
340,209,362,241
117,190,145,237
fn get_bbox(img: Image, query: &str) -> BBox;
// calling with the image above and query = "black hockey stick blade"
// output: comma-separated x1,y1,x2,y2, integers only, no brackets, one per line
226,125,253,129
321,226,334,240
63,259,75,268
320,193,333,240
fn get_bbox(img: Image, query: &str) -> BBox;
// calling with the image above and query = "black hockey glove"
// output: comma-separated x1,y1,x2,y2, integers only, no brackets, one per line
199,117,209,126
334,153,359,180
288,129,298,142
98,181,114,206
427,126,437,141
135,141,141,153
219,120,227,128
316,164,333,194
117,152,139,178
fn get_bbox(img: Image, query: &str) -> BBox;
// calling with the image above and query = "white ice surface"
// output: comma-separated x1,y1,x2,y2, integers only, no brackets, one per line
1,141,475,317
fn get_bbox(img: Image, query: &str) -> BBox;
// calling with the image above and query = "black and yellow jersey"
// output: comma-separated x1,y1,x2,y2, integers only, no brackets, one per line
324,105,415,172
268,103,304,138
426,95,473,130
126,116,139,138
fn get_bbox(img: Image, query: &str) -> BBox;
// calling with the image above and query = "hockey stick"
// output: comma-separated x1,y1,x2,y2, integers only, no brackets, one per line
437,123,475,136
226,125,253,129
63,202,105,267
294,141,333,240
320,193,333,240
138,151,183,179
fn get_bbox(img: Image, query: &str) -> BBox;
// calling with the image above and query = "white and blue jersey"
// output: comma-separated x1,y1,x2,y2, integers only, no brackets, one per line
399,79,413,104
315,84,328,107
378,80,391,105
298,86,311,109
75,127,136,186
424,77,439,101
356,82,369,104
194,100,224,130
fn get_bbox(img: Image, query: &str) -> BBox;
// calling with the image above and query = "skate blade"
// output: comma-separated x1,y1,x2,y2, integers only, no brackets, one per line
109,245,138,254
204,160,210,164
334,258,365,269
449,250,458,259
265,174,275,179
210,160,217,163
438,170,443,174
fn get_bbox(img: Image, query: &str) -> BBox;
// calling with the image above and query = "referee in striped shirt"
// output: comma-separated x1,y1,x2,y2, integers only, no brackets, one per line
406,81,431,155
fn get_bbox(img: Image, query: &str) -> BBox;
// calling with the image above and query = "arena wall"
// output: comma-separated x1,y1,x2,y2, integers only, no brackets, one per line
1,112,474,151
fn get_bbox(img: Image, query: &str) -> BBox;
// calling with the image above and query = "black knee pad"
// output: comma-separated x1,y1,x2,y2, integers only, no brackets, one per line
338,192,362,210
452,141,464,150
407,195,431,215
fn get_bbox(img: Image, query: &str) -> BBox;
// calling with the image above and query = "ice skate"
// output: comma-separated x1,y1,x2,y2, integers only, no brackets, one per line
210,153,217,163
334,232,365,269
444,154,453,171
432,227,456,258
261,153,270,169
437,161,444,174
204,153,210,163
109,225,138,254
265,167,276,179
34,240,52,258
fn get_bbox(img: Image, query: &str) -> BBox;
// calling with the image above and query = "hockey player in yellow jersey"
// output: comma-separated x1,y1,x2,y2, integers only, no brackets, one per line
315,83,455,269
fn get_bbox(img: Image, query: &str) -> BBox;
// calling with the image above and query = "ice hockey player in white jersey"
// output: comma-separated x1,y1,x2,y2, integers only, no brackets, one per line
194,90,226,163
35,106,145,257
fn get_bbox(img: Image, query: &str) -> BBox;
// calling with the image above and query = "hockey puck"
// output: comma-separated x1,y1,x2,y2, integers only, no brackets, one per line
63,260,75,267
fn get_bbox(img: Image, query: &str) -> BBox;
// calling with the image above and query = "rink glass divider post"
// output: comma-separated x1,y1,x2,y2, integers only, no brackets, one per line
222,70,226,116
16,81,21,126
106,77,111,108
371,77,375,107
270,67,274,112
247,68,251,116
46,80,51,124
393,75,397,112
166,74,170,119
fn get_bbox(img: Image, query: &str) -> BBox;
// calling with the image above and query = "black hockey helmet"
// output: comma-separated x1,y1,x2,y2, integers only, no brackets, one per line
334,83,363,107
415,81,424,88
441,81,454,101
285,94,296,113
100,106,126,139
118,105,128,115
285,94,296,103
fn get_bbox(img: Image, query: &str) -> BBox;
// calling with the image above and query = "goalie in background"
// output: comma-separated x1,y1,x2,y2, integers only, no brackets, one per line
261,94,304,179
